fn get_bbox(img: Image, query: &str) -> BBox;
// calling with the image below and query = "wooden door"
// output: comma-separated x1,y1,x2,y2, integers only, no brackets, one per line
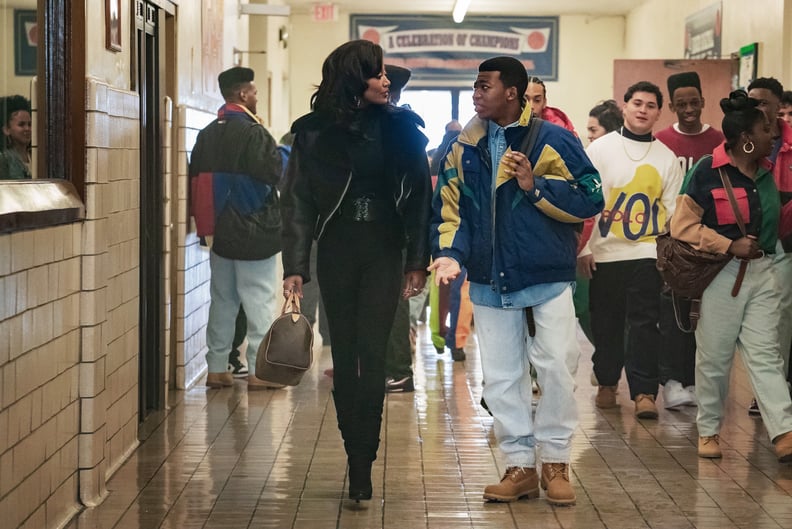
613,59,737,132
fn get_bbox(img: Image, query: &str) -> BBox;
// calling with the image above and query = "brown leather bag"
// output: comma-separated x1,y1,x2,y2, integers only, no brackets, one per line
656,168,744,331
655,231,731,300
255,293,314,386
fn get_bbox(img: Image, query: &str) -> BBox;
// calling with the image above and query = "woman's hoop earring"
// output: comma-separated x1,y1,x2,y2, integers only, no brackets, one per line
353,96,361,108
743,141,755,154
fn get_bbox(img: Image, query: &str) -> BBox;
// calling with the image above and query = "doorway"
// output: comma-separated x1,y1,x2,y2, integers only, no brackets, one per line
136,0,165,423
399,88,475,151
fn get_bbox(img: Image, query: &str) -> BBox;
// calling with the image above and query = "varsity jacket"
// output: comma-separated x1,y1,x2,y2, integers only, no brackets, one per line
431,109,603,294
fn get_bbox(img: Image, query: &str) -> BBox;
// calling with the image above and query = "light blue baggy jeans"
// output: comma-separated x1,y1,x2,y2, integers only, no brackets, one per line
695,256,792,440
473,286,579,467
205,251,278,373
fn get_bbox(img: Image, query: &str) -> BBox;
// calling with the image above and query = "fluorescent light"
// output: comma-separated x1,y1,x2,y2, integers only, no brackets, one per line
238,3,291,17
452,0,471,24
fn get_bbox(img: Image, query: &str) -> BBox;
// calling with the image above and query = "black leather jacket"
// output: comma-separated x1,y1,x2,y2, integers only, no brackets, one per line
281,105,431,282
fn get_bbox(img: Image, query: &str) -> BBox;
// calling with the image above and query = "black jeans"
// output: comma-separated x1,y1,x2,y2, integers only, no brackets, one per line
658,291,696,387
590,259,662,399
318,216,403,462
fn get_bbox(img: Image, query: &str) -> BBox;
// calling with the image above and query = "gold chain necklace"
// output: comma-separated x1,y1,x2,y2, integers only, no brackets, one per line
620,127,653,162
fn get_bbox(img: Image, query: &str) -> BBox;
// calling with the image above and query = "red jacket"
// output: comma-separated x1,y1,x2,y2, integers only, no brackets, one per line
541,106,577,136
773,117,792,199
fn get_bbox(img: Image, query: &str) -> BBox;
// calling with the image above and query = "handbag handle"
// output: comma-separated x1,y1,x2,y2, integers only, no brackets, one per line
280,292,303,322
717,168,747,237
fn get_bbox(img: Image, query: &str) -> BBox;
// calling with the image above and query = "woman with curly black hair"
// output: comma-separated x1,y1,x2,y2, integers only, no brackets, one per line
0,95,33,179
280,40,431,501
671,90,792,462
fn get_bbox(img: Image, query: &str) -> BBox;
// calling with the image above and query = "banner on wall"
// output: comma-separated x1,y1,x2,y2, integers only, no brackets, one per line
351,14,559,82
684,2,722,59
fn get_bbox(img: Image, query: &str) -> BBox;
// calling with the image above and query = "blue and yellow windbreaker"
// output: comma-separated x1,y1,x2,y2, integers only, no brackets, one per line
431,110,604,294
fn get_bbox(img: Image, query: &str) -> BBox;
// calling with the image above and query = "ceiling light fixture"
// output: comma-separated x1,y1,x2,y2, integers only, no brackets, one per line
452,0,471,24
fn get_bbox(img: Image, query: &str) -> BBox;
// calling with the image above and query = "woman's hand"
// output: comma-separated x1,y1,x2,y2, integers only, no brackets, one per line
728,236,761,259
503,151,534,192
427,257,461,286
402,271,427,299
283,275,304,298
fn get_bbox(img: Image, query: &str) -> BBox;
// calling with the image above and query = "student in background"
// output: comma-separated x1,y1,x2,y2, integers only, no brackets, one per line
189,67,283,390
580,81,684,419
525,76,576,133
654,71,725,410
0,95,33,179
778,90,792,128
670,90,792,462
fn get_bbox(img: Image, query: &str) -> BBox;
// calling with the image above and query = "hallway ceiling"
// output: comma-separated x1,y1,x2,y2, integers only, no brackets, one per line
283,0,647,17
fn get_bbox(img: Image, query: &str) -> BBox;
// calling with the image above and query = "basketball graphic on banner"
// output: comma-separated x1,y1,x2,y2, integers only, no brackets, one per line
362,28,380,44
527,31,545,51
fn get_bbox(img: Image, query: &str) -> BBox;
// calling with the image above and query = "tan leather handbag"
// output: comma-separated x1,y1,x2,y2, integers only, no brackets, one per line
256,293,314,386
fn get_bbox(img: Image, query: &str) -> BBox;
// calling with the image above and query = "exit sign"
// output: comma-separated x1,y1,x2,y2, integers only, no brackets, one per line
312,3,337,22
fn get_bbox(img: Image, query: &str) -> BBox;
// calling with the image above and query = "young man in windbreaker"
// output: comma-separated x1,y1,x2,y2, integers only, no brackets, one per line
429,57,603,506
189,66,283,390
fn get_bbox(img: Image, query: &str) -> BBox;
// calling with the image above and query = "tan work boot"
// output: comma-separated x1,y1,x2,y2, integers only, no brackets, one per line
772,431,792,462
483,466,539,502
697,435,722,458
206,372,233,388
595,385,618,409
634,393,658,419
248,374,285,390
540,463,576,506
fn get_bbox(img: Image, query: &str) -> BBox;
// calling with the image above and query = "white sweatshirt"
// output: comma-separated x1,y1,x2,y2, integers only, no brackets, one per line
581,130,684,263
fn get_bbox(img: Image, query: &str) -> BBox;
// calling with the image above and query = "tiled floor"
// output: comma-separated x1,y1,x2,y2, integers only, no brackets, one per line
68,324,792,529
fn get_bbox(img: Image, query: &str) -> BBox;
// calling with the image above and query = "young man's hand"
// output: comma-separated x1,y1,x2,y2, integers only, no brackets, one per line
427,257,461,285
503,151,534,192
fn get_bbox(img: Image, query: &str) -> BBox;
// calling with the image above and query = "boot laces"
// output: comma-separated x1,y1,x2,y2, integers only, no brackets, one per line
504,466,529,481
701,434,719,445
545,463,569,482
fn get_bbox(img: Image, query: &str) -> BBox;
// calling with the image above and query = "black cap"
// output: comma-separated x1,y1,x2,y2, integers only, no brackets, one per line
385,65,411,93
667,71,702,98
218,66,254,95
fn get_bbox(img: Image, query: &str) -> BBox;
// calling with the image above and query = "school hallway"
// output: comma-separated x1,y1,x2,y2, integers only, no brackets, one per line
66,323,792,529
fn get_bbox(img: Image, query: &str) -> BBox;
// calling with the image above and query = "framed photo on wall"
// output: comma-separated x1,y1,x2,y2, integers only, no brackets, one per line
738,42,758,90
106,0,122,51
14,10,38,76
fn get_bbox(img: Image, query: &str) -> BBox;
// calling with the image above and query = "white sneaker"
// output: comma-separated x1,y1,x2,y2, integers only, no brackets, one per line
684,385,697,406
663,380,694,410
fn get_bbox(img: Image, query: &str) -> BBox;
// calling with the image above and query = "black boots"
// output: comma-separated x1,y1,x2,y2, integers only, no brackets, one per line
348,457,372,501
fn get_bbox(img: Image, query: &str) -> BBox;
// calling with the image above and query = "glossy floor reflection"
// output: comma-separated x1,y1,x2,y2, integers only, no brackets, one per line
68,324,792,529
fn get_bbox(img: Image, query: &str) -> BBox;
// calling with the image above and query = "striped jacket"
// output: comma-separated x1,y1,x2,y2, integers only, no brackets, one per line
431,109,603,294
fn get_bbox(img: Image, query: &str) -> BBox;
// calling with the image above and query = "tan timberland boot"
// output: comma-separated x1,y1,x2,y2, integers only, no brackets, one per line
634,393,658,419
773,431,792,462
595,385,618,408
541,463,576,506
206,372,233,388
697,435,722,458
483,466,539,502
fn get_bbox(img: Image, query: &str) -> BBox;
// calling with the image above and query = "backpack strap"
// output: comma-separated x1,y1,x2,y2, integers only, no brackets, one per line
518,117,543,158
